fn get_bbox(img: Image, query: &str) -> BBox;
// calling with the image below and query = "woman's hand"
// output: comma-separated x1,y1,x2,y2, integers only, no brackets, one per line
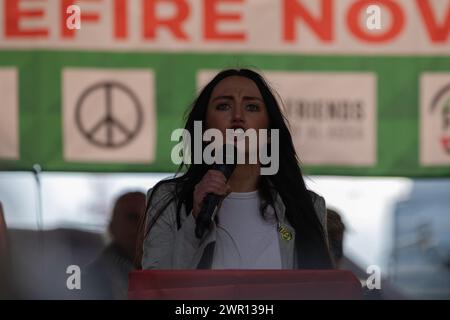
192,170,231,218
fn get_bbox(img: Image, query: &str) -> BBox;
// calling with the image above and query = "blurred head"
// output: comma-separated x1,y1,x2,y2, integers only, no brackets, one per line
0,202,11,298
327,208,346,268
109,191,146,261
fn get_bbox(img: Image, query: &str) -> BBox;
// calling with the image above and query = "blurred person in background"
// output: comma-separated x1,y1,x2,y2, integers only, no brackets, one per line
0,202,10,298
326,208,345,269
0,202,16,299
84,191,146,299
327,208,395,299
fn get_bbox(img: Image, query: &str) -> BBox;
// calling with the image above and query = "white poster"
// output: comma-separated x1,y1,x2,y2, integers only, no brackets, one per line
62,68,156,163
0,68,19,160
420,73,450,166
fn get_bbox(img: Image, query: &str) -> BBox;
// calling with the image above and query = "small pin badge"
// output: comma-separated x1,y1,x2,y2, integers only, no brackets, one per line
278,226,292,241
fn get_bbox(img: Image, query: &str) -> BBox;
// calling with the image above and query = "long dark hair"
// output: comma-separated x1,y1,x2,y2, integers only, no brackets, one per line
138,69,333,269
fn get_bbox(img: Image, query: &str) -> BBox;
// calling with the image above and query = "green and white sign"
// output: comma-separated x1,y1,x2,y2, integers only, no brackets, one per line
0,0,449,177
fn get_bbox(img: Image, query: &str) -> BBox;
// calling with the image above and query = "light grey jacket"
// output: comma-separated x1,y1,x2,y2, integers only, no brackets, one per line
141,181,328,270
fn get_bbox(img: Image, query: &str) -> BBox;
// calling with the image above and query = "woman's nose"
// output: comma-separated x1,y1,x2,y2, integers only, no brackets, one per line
232,105,244,122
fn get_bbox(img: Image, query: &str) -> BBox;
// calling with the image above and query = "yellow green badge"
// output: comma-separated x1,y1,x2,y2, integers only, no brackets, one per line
279,226,292,241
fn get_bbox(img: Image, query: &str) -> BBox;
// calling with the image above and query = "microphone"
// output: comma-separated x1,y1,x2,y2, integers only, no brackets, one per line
195,145,237,239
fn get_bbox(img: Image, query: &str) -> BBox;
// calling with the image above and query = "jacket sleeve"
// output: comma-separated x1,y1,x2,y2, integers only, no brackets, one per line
141,183,206,269
309,191,329,247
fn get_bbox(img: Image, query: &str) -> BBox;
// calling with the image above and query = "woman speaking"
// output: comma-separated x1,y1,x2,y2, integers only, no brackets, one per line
140,69,333,270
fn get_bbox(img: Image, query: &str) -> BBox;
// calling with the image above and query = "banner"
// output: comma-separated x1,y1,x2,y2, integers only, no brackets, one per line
0,0,449,177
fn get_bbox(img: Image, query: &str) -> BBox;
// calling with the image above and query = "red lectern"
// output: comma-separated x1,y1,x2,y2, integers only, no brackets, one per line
128,270,363,300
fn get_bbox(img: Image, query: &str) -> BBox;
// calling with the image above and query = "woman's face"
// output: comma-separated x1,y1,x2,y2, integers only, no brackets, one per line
206,76,270,140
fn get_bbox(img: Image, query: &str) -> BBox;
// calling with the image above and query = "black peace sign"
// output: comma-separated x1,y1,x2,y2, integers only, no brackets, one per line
75,81,143,148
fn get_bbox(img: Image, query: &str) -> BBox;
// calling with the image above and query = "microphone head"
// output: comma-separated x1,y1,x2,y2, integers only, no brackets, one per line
223,144,237,165
213,144,237,179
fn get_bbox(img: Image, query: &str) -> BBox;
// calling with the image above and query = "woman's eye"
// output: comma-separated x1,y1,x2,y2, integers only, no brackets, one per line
246,104,259,112
216,103,231,111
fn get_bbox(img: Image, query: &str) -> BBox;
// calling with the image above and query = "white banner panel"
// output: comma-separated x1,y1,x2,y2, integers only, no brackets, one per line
0,68,19,160
421,73,450,165
62,68,156,163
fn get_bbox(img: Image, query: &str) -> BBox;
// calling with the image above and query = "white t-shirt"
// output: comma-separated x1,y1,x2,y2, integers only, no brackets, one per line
211,190,282,269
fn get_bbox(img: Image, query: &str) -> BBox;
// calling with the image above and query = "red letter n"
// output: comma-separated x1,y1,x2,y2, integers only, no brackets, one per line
283,0,333,42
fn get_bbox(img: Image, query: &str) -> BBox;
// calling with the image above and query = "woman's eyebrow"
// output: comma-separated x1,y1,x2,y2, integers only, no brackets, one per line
211,95,234,102
242,96,263,102
211,95,263,102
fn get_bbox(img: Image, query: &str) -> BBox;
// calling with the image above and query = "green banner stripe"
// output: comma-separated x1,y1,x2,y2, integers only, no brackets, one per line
0,50,450,177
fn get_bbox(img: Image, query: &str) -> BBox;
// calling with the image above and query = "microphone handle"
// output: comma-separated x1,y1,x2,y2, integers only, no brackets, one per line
194,159,236,239
194,193,221,239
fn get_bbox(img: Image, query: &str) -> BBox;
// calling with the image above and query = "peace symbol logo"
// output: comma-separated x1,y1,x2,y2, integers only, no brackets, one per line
75,81,143,148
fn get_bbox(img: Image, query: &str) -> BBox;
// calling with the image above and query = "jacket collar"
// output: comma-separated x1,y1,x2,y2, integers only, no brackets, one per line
270,191,296,269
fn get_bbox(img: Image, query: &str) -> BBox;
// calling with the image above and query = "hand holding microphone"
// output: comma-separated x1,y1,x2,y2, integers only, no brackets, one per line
193,170,231,219
193,145,237,238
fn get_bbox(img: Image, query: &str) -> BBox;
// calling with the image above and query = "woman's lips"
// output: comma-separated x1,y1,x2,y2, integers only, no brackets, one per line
232,128,245,143
224,127,246,144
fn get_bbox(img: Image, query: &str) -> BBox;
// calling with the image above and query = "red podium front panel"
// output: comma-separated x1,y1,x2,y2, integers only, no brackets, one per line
128,270,363,300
